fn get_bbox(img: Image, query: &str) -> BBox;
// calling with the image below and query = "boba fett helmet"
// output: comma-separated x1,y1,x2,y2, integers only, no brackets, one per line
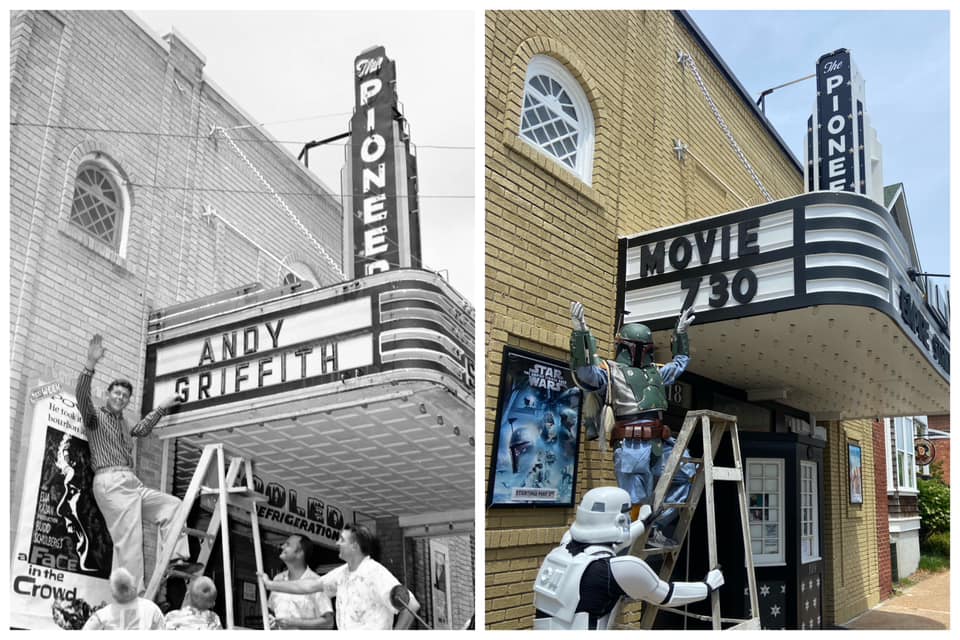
615,322,655,367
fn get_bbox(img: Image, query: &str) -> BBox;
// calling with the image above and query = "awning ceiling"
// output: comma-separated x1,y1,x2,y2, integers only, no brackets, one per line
147,270,475,521
650,304,949,420
164,373,474,519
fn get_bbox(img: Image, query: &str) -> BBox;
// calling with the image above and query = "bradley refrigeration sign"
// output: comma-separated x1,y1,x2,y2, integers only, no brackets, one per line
617,191,948,378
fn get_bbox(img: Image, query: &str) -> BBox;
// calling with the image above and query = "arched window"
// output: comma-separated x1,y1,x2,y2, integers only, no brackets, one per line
68,154,131,256
280,260,319,287
519,55,595,184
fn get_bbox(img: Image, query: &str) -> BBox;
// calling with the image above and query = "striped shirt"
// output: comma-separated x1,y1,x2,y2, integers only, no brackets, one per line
75,368,168,471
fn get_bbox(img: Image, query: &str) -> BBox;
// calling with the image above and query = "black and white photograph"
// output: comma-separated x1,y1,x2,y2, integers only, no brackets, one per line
9,9,474,630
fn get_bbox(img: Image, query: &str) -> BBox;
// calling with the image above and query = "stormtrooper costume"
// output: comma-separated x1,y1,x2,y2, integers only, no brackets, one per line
533,487,723,630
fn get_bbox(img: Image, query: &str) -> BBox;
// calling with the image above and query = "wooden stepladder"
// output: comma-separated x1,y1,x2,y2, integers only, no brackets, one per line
607,410,760,630
144,443,270,630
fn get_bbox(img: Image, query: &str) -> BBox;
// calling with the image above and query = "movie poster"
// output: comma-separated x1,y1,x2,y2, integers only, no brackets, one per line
488,348,582,507
10,385,114,629
430,540,451,629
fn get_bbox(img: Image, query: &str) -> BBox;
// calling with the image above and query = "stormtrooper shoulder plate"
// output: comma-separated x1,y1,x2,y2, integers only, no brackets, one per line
534,544,613,627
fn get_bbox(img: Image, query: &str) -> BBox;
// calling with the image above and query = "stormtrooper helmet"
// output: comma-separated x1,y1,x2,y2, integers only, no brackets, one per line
568,487,632,544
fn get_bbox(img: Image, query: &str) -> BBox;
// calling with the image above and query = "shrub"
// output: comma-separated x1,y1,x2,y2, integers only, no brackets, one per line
921,531,950,557
918,463,950,539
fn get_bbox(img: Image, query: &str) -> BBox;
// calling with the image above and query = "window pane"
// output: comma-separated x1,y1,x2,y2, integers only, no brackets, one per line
70,163,122,246
520,59,590,180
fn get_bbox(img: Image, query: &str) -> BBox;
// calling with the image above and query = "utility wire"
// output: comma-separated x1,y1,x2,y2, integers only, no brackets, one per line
10,121,473,149
222,111,353,129
128,182,473,199
213,125,344,279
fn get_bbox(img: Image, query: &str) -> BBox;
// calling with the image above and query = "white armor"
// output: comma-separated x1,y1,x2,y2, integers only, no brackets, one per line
533,544,615,630
533,486,724,630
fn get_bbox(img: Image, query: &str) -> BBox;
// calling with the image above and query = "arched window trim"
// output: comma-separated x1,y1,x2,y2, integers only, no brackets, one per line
68,152,132,259
519,55,595,185
279,259,320,287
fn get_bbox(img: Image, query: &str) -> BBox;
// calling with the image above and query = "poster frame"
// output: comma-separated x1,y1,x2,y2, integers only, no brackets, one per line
486,346,583,508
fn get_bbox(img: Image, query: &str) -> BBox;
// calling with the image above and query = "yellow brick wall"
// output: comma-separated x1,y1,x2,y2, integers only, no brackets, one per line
821,419,881,625
485,10,805,628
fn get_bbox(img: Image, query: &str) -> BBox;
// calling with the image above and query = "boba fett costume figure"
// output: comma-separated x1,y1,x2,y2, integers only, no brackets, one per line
569,302,696,545
533,486,723,630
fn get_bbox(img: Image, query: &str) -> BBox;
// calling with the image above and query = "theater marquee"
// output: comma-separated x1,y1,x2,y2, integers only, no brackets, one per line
144,270,474,422
617,191,949,418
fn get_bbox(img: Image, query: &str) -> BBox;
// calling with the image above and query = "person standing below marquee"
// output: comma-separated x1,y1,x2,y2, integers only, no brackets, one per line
82,567,166,630
260,524,419,630
569,302,697,547
267,534,334,629
76,333,197,594
164,576,223,630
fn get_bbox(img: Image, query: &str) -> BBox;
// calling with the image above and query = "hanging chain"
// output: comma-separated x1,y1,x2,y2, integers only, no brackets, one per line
677,51,773,203
212,126,346,280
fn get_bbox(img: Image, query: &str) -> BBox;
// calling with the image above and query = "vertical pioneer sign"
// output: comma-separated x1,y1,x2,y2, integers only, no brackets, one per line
347,46,422,279
815,49,856,192
806,48,883,204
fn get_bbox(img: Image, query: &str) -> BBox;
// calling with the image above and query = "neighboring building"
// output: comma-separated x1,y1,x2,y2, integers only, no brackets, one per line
10,10,474,630
882,415,924,582
484,10,948,631
926,414,951,485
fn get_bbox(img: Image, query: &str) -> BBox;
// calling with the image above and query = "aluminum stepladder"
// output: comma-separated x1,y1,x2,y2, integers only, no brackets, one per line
606,410,760,630
144,443,270,630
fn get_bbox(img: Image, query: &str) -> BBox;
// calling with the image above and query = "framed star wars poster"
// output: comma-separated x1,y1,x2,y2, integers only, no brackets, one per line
487,347,582,507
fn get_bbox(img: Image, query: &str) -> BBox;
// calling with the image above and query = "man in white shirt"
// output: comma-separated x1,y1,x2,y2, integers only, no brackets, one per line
268,534,334,629
82,567,166,630
261,524,419,630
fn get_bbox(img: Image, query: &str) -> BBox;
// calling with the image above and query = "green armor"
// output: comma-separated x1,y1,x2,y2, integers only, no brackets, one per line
672,329,689,357
612,362,668,412
570,329,601,369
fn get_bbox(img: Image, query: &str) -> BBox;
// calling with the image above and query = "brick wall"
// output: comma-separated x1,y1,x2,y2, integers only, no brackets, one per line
821,419,881,625
485,9,803,628
927,413,950,485
9,10,342,581
872,419,892,600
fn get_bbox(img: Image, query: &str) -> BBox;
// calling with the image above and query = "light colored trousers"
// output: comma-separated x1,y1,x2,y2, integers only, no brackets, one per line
92,468,190,592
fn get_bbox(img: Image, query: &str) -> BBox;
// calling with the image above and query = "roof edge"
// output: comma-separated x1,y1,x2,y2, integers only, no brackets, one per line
673,10,803,175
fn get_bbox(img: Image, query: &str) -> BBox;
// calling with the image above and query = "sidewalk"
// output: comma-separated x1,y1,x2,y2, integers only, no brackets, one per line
842,570,950,630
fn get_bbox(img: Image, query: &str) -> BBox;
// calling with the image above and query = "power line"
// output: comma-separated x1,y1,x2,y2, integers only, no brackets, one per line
129,182,473,199
9,121,474,149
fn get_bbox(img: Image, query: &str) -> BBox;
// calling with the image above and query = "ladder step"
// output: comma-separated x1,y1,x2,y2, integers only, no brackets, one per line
642,545,682,556
200,486,258,498
680,456,703,465
184,527,217,540
711,467,743,482
166,567,205,580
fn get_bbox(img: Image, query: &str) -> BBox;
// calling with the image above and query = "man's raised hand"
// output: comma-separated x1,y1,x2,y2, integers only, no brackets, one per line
86,334,106,368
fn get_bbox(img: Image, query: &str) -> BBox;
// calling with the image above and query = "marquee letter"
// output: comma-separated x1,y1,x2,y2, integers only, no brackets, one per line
359,78,382,106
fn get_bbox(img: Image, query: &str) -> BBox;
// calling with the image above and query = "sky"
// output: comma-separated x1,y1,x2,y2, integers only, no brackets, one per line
118,9,952,302
135,10,477,303
688,9,950,281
